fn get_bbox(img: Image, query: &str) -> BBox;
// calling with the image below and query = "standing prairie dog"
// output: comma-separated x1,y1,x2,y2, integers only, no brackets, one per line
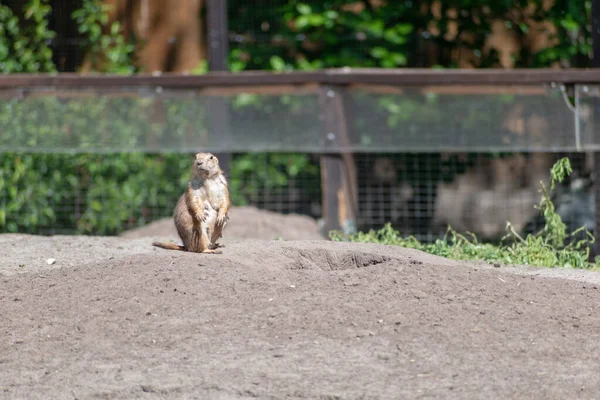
152,152,230,253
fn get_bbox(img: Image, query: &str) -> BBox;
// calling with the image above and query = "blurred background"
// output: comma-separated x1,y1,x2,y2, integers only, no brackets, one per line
0,0,595,242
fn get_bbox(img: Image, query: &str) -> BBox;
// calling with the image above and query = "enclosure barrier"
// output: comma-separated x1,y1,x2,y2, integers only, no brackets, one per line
1,68,599,239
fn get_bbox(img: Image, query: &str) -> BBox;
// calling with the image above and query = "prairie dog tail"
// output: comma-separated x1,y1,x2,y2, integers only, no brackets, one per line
152,242,185,251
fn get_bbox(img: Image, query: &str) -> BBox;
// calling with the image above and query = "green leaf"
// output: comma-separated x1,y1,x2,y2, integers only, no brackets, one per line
384,29,408,45
395,23,413,35
391,52,408,66
560,19,579,31
370,47,388,58
295,15,309,29
296,3,311,15
269,55,286,71
110,21,120,36
307,14,325,26
324,10,338,20
91,200,103,212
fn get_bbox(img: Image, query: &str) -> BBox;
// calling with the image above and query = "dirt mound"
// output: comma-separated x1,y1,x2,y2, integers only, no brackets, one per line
2,236,600,399
281,246,393,270
121,205,324,241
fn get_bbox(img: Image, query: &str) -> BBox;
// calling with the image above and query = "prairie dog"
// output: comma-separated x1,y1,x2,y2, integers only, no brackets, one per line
152,152,230,253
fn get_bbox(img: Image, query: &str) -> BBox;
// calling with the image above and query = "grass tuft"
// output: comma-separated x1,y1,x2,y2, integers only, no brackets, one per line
330,157,599,269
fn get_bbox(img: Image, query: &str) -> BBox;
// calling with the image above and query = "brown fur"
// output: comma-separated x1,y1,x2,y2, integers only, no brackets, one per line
152,152,230,254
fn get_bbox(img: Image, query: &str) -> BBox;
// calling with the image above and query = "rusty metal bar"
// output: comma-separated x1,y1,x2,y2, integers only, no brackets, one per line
2,83,551,97
592,0,600,256
319,85,358,236
3,69,600,89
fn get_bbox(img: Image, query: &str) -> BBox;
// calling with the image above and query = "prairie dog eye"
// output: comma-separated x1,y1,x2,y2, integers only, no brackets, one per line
209,156,214,160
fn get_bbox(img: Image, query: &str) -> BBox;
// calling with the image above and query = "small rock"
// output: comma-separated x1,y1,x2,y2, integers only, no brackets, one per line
493,263,501,268
46,258,56,265
412,290,428,299
141,385,155,393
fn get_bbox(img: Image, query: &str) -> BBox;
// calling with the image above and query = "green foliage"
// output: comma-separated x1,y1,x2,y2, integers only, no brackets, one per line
0,0,56,73
229,153,319,206
74,153,190,233
229,0,591,70
71,0,136,73
230,0,415,70
331,158,599,269
0,0,593,72
0,153,191,235
0,84,320,234
0,151,318,235
532,0,592,67
534,158,573,248
0,0,136,73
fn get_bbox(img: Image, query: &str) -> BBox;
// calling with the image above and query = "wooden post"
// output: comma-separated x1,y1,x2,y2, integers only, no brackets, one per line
319,85,358,237
205,0,231,174
592,0,600,257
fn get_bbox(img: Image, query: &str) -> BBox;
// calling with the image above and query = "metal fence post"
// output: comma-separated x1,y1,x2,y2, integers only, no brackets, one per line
319,85,358,237
592,0,600,257
206,0,232,174
206,0,229,71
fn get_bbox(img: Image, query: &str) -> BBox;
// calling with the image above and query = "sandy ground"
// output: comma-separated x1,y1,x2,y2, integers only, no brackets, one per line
120,206,325,241
3,209,600,399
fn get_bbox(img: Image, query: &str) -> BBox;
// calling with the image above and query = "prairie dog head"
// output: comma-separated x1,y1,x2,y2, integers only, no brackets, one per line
192,152,221,178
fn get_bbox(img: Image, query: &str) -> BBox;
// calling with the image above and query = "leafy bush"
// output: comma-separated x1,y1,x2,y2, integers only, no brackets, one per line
331,158,598,269
71,0,136,73
229,0,592,70
0,151,320,235
229,153,319,206
0,153,191,234
0,0,55,73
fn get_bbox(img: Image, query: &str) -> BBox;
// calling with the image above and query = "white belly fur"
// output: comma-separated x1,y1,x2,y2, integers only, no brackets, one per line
190,177,225,238
203,200,218,231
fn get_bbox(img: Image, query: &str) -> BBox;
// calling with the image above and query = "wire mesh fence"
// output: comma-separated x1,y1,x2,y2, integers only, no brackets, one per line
0,72,597,241
355,152,594,242
0,151,322,235
2,150,593,243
